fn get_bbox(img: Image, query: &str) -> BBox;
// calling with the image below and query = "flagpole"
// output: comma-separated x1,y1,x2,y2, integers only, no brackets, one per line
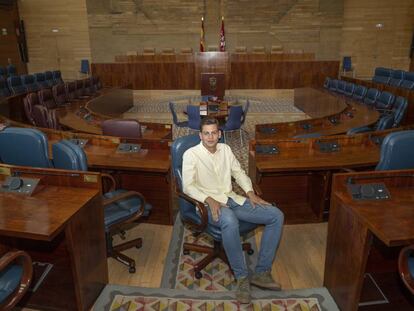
200,17,205,52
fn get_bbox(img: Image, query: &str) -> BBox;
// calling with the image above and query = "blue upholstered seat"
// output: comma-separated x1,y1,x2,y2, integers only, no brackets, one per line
0,127,52,168
0,66,6,78
187,105,201,131
346,113,394,135
336,80,346,94
171,135,256,278
401,72,414,90
0,76,11,98
372,67,392,84
169,102,188,129
21,74,40,92
221,105,244,145
344,82,356,97
363,88,380,106
352,85,367,102
6,64,16,76
375,91,395,111
34,73,49,88
376,130,414,170
7,76,27,95
44,71,55,87
240,100,250,126
52,70,64,85
388,70,405,87
392,96,408,127
328,79,338,91
52,139,151,273
399,245,414,295
0,250,32,310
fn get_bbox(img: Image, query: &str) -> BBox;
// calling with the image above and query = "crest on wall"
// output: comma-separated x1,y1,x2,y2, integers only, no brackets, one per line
209,77,217,91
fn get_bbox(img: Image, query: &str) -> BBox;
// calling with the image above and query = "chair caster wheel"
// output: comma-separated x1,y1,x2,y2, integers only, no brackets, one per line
195,271,203,279
247,249,254,255
183,250,190,255
129,267,136,273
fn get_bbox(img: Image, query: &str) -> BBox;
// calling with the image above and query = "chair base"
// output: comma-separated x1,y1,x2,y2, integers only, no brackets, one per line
108,237,142,273
183,239,253,279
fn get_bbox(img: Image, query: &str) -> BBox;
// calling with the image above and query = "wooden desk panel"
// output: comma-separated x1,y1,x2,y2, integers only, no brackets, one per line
324,171,414,311
0,165,107,311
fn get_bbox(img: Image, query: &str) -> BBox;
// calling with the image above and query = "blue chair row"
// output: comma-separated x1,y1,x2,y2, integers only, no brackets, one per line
3,71,64,96
0,127,151,273
0,64,17,78
324,77,408,129
372,67,414,90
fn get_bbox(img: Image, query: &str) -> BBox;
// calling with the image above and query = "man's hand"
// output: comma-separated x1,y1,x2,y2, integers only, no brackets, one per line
205,197,227,221
247,191,270,208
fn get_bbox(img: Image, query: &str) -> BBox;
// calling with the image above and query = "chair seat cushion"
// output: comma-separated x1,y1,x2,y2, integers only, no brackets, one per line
0,265,23,303
103,189,152,230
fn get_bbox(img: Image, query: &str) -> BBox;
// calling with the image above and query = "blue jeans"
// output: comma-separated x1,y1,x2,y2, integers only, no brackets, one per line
207,197,284,279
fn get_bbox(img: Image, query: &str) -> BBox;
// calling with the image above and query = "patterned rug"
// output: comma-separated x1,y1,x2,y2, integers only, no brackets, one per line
94,285,339,310
161,216,258,291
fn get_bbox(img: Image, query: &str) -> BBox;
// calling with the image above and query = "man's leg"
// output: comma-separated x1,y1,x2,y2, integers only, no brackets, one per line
229,198,284,289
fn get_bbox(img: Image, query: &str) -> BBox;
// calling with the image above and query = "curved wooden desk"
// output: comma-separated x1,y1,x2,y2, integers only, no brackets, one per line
256,88,380,140
249,127,412,223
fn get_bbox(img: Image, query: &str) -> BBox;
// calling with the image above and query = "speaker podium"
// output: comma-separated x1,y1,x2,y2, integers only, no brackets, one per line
201,73,225,100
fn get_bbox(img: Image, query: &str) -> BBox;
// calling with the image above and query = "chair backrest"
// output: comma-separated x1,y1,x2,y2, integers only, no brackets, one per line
169,102,179,125
0,127,52,168
21,74,39,92
33,72,49,88
352,85,367,101
323,77,331,89
375,113,394,131
52,139,88,171
6,64,16,76
400,71,414,90
344,82,356,96
7,76,27,95
186,105,201,130
363,88,380,105
328,79,338,91
223,105,243,131
336,80,346,94
0,76,11,98
171,135,202,222
32,105,50,128
23,93,39,125
241,100,250,125
372,67,392,84
376,130,414,170
52,70,63,84
80,59,90,74
102,119,142,138
48,109,60,130
375,91,395,110
342,56,352,71
38,88,57,109
52,83,67,106
393,96,408,127
44,71,54,87
389,69,405,87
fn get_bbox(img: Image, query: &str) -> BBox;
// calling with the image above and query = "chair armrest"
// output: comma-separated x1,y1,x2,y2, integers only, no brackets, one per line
0,250,33,311
176,188,209,232
399,245,414,295
102,190,146,208
101,173,116,193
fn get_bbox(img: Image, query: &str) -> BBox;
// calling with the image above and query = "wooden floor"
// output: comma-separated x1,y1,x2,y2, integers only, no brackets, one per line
107,222,328,289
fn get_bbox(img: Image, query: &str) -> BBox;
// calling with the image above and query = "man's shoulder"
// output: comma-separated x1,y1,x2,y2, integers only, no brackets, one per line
183,143,201,158
218,143,233,153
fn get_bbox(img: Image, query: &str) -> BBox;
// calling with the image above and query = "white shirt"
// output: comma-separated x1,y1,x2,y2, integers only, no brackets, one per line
182,142,253,205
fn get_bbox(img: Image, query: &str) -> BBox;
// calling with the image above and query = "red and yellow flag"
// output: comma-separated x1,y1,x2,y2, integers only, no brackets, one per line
219,16,225,52
200,17,205,52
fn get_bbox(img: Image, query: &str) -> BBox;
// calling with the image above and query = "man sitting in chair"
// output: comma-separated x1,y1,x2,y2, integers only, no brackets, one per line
182,117,284,304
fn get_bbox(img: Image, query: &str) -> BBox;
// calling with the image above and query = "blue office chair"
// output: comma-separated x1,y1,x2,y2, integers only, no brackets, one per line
375,91,395,112
336,80,346,94
0,127,52,168
372,67,392,84
363,88,380,106
80,59,90,76
0,76,11,98
328,79,338,92
52,139,152,273
0,66,6,78
0,250,32,311
171,134,257,279
346,113,394,135
187,105,201,132
7,76,27,95
44,71,54,87
6,64,16,77
21,74,40,92
401,72,414,90
342,56,352,72
240,99,250,126
169,102,188,134
323,77,331,89
52,70,64,85
221,105,244,145
352,85,368,102
399,245,414,295
389,70,405,87
392,96,408,127
33,73,49,88
375,130,414,170
344,82,356,97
